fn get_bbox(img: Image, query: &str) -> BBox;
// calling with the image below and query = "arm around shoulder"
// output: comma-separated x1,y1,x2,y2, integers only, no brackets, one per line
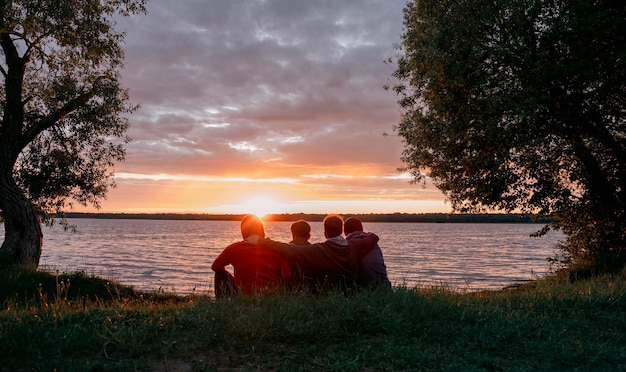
354,232,379,245
258,237,294,255
348,232,379,257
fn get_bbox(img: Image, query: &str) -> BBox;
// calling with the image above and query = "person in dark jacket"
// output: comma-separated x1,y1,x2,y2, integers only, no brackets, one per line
344,217,391,289
256,214,378,293
287,219,313,290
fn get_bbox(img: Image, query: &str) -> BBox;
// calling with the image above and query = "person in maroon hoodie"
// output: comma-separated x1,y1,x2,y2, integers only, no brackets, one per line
344,217,391,289
256,214,379,293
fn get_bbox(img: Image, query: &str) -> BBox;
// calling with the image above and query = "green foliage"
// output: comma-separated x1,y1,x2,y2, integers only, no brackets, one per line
0,0,146,266
0,0,145,214
2,266,626,370
392,0,626,270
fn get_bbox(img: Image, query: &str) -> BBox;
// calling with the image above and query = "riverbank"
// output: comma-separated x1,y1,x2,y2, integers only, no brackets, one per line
1,265,624,370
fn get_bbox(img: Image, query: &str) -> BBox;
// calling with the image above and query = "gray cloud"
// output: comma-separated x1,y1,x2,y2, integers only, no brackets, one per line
96,0,450,213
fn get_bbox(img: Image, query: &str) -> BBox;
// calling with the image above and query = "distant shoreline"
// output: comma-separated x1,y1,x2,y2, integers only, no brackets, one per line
61,212,551,224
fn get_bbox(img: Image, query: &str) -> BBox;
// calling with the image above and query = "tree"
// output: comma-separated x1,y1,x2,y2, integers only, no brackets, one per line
392,0,626,270
0,0,146,268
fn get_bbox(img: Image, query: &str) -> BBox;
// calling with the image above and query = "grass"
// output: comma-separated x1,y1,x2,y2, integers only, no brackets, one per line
1,264,626,371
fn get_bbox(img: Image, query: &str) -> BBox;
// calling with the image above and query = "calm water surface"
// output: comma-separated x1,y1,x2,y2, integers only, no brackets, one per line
22,219,563,294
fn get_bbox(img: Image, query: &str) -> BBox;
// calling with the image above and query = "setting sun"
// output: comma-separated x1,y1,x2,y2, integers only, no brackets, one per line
228,195,286,218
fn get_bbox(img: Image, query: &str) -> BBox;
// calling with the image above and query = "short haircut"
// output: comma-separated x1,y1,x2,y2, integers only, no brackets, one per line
343,217,363,235
323,214,344,238
291,220,311,239
240,214,265,239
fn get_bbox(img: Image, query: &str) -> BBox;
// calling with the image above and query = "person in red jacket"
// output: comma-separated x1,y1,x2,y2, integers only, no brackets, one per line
211,214,291,297
256,214,379,293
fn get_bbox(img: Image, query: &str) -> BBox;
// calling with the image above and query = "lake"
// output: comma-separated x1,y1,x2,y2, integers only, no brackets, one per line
19,218,564,295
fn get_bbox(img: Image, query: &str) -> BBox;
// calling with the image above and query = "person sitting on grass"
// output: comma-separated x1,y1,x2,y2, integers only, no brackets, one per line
255,214,379,293
287,219,313,290
211,214,291,298
344,217,391,289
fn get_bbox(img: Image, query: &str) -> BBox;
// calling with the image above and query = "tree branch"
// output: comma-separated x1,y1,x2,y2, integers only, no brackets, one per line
19,87,99,149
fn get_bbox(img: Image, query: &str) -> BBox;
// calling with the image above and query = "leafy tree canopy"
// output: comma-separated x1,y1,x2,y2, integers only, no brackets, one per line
0,0,146,266
392,0,626,270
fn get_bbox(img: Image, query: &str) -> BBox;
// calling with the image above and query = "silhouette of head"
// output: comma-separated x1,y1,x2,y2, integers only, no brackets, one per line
240,214,265,240
323,214,344,238
343,217,363,235
290,220,311,241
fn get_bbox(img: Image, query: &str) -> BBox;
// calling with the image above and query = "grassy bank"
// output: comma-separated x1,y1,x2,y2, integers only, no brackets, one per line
1,265,625,371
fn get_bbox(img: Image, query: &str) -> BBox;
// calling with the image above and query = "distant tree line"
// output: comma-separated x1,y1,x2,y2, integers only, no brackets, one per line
61,212,551,224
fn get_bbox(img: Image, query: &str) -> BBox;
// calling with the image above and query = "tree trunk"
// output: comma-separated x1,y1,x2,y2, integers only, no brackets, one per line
0,178,42,268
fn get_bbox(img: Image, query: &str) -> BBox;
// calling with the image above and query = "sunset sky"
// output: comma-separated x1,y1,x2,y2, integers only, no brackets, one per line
84,0,451,216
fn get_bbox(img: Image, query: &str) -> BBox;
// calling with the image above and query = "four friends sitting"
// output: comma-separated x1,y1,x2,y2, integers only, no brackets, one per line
211,214,390,297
